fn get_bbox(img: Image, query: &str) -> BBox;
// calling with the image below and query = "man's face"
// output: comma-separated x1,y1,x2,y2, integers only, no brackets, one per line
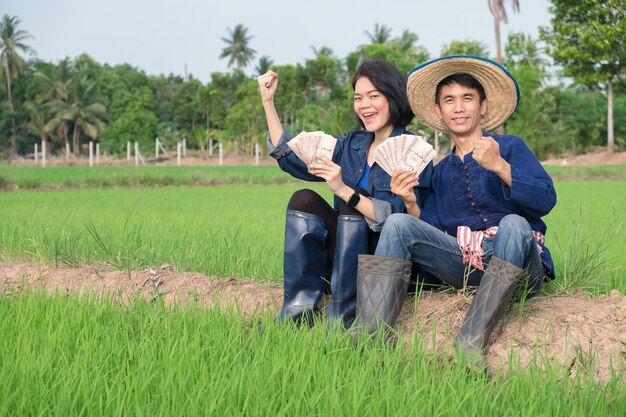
435,82,487,137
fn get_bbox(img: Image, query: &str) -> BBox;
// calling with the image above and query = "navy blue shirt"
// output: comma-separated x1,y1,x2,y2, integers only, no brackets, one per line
267,126,433,231
421,132,556,278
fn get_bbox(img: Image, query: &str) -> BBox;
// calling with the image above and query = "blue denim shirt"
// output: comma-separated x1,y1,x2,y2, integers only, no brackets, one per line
420,132,556,278
267,126,433,231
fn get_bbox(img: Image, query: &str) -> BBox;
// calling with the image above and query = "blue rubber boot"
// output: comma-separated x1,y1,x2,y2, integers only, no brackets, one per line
326,215,369,328
275,210,329,327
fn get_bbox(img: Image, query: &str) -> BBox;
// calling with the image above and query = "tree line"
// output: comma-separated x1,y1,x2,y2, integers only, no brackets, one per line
0,1,624,161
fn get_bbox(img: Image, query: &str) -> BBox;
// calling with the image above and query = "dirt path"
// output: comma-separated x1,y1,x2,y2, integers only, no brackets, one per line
2,262,625,382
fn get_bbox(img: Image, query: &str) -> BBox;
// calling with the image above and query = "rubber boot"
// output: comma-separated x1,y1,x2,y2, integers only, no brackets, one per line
351,255,412,343
326,215,369,328
275,210,329,327
454,256,525,369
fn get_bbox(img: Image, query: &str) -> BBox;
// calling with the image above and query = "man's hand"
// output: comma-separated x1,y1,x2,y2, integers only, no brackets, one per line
473,136,512,186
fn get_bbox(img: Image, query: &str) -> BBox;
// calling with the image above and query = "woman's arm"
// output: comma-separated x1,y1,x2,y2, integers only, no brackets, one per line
257,70,283,146
308,156,377,221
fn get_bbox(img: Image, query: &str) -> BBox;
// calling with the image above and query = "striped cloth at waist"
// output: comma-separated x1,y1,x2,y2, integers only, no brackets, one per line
457,226,545,271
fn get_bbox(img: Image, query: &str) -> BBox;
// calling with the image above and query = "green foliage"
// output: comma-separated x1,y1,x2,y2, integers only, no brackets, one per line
99,110,158,154
441,39,489,57
541,0,626,85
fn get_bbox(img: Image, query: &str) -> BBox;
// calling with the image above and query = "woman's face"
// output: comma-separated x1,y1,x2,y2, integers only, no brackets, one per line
353,77,391,133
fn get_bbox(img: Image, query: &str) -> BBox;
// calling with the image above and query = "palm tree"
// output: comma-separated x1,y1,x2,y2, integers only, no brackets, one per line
219,24,256,69
255,55,274,76
488,0,520,64
0,15,34,157
25,101,53,155
310,46,334,57
364,23,392,44
49,77,108,157
34,60,72,149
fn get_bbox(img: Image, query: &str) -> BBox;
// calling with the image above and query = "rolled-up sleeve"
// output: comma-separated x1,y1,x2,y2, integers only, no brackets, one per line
364,198,392,232
266,129,293,160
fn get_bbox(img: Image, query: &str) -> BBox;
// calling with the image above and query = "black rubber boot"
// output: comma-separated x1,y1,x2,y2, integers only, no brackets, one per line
326,215,369,328
351,255,412,343
275,210,328,327
454,256,525,369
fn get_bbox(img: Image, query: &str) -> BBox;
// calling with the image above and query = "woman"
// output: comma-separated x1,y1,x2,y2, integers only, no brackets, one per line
257,60,432,327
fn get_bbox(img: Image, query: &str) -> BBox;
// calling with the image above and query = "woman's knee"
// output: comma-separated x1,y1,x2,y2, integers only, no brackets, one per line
287,189,322,212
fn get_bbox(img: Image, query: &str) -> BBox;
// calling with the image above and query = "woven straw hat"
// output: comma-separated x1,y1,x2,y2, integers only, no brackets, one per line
407,55,520,133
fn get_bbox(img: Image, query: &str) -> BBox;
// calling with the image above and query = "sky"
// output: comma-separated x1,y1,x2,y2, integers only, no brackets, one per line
4,0,553,83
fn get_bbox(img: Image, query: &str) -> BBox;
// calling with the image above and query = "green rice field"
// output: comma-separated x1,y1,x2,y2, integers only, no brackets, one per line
1,163,625,416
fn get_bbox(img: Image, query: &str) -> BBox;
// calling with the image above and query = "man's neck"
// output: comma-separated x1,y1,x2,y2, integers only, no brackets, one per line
451,131,483,158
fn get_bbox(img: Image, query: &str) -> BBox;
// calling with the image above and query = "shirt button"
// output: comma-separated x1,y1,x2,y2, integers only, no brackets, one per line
469,194,474,199
483,218,488,223
467,187,471,192
471,202,476,207
476,208,481,214
463,165,468,170
465,180,470,184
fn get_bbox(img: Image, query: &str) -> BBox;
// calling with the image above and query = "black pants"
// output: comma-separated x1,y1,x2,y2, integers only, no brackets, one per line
286,188,379,264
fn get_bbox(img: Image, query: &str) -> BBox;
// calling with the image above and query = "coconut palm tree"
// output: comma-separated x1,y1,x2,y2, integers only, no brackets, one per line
24,101,54,156
488,0,520,64
48,77,108,156
364,23,392,44
219,24,256,70
0,15,33,157
255,55,274,76
34,60,72,149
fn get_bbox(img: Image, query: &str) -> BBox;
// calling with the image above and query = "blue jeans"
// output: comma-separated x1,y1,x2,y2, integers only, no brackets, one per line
374,214,545,294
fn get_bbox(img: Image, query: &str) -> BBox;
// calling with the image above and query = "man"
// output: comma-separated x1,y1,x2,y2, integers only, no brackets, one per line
353,56,556,368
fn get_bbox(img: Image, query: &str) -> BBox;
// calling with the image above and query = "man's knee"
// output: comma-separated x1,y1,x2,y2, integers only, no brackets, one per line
498,214,532,237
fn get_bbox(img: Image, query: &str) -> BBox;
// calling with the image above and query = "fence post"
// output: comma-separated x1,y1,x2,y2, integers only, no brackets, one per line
177,142,181,166
42,141,47,167
255,143,259,166
218,143,223,166
96,143,100,165
66,142,71,159
156,137,160,159
34,143,39,162
135,142,139,166
89,141,94,167
127,141,131,161
209,139,213,157
182,137,187,157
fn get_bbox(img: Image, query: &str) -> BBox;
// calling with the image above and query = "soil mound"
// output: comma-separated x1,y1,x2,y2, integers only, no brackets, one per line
2,262,624,382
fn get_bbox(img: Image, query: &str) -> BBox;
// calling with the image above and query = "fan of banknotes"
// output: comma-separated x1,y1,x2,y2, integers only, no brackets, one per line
287,131,337,166
374,134,436,177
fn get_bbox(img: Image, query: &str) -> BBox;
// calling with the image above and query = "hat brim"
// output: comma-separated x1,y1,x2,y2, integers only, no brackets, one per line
407,55,520,133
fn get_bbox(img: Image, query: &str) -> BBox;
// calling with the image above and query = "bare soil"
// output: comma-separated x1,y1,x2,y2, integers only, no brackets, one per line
2,262,625,382
542,147,626,166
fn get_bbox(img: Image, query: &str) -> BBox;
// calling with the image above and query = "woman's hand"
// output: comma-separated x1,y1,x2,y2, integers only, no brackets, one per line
257,70,278,103
390,170,419,209
308,156,348,196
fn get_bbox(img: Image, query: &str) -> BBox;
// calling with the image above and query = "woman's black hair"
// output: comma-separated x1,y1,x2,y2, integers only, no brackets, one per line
351,60,414,129
435,73,486,105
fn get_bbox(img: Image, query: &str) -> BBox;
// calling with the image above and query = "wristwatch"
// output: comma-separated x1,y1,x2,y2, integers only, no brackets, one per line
347,192,361,208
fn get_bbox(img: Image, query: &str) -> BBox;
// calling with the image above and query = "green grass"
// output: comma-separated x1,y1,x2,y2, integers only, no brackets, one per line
544,165,626,181
1,292,624,417
1,163,625,189
0,164,301,188
1,178,624,293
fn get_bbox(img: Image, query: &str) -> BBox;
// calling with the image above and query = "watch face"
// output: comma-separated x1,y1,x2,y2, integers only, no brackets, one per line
348,193,360,207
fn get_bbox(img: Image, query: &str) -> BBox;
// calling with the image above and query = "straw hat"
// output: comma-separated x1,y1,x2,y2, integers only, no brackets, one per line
407,55,520,133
